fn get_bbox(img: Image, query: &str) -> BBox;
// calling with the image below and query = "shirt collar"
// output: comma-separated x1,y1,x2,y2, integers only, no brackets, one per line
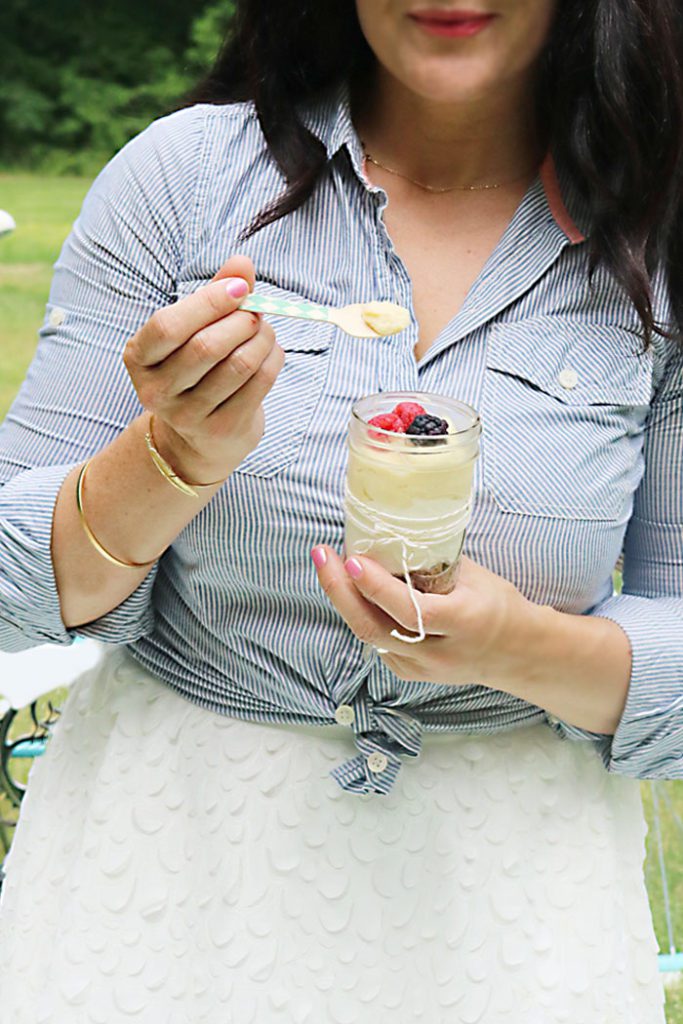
298,79,358,161
299,79,589,246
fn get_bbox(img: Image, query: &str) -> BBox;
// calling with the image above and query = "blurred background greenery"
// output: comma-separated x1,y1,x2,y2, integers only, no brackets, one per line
1,3,682,1017
0,0,234,176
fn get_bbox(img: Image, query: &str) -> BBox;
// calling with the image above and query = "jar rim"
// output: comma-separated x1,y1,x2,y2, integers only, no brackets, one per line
350,391,481,439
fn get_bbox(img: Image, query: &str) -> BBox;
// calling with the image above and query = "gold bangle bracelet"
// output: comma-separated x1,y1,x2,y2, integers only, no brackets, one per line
144,414,226,498
76,460,161,569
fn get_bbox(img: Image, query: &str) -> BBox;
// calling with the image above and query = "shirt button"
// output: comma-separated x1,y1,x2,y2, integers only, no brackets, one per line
48,307,66,327
334,704,355,726
367,751,388,773
558,367,578,390
547,713,560,726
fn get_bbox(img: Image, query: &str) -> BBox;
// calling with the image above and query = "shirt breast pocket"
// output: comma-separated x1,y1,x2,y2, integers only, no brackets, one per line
480,318,653,522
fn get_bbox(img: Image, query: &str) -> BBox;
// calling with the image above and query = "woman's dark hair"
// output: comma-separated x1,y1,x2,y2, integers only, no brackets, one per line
180,0,683,348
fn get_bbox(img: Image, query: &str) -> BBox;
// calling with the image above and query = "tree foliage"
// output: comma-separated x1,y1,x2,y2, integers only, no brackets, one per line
0,0,235,173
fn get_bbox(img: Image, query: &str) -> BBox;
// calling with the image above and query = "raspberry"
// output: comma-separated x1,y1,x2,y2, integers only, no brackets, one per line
367,412,406,441
368,413,405,432
392,402,426,429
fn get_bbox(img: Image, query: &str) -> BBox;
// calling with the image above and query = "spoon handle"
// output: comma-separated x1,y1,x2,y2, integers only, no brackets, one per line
240,293,332,324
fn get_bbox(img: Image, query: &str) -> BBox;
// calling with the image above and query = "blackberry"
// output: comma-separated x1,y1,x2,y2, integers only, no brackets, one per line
406,413,449,446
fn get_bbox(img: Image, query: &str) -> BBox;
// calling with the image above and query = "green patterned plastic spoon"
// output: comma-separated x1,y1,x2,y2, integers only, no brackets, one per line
239,292,410,338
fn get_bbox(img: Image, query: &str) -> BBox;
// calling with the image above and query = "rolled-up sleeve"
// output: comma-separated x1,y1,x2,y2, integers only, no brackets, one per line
0,106,205,652
548,345,683,779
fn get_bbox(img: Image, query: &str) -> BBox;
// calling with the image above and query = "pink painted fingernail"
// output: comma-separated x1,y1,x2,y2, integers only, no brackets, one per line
311,546,327,569
225,277,249,299
345,558,363,579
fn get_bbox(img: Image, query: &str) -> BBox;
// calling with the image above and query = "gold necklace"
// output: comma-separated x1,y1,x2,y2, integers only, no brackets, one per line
362,143,537,193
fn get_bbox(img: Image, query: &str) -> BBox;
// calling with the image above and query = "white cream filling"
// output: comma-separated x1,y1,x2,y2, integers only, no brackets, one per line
361,301,411,336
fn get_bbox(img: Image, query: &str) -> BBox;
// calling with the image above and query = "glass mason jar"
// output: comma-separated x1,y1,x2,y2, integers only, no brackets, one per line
344,391,481,595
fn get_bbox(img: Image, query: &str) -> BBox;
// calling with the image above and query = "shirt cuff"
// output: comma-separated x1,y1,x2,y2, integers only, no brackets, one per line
0,463,158,651
546,593,683,780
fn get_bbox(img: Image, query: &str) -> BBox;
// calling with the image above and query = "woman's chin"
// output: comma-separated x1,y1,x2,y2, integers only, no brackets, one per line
394,63,500,108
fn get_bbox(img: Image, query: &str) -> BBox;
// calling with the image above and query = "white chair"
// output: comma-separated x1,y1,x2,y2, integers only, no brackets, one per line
0,210,16,239
0,639,103,710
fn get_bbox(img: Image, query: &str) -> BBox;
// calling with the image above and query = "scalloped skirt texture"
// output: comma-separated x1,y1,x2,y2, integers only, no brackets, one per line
0,644,666,1023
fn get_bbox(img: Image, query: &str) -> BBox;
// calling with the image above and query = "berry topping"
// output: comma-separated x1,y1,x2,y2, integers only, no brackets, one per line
367,412,406,439
406,413,449,445
392,402,426,429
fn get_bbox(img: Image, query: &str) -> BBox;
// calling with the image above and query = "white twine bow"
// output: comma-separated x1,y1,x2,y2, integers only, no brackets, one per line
344,487,471,646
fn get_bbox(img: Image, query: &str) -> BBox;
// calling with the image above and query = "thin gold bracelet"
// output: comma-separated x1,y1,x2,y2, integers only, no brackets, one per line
144,414,226,498
76,460,161,569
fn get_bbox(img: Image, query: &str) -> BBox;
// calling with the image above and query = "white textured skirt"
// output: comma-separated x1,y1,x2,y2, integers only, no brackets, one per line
0,644,666,1024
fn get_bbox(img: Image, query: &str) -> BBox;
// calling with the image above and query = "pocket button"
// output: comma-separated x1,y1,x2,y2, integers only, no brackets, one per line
557,367,579,390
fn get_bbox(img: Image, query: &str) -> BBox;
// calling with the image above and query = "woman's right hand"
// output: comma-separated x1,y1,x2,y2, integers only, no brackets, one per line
123,256,284,484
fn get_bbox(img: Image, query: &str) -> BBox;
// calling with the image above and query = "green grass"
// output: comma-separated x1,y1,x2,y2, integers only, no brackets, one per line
643,783,683,947
0,172,93,418
1,172,683,1019
668,983,683,1022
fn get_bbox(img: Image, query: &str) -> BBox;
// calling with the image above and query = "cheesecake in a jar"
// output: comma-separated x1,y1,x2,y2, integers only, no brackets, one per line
344,392,481,594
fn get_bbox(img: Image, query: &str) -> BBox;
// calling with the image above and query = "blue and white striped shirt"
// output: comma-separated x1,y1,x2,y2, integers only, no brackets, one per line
1,85,682,794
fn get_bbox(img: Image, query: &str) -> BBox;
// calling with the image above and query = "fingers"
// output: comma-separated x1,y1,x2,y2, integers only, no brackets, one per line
152,326,274,427
210,254,256,291
208,339,286,424
125,275,253,369
155,310,264,395
311,546,432,654
342,555,452,636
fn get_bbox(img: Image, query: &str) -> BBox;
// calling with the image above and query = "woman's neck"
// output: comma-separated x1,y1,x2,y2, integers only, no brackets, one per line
352,66,542,189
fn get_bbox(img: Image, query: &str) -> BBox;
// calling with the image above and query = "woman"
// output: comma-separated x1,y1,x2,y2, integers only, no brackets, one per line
0,0,681,1020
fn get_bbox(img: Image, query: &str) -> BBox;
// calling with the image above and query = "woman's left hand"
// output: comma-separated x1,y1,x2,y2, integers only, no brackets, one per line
311,546,541,690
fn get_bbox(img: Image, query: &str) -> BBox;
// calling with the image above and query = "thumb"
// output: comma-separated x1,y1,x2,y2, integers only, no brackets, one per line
210,254,256,292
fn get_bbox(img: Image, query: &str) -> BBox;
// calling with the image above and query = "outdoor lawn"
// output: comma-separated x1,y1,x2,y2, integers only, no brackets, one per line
1,171,682,1018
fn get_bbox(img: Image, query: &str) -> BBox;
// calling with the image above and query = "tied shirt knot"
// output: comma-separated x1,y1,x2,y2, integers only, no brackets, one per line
329,689,423,795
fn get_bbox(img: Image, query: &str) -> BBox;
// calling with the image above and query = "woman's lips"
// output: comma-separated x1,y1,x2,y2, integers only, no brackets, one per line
409,10,497,37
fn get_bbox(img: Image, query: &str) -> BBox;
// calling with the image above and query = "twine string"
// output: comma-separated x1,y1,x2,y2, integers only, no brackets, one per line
390,540,427,644
344,487,471,549
344,487,473,646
